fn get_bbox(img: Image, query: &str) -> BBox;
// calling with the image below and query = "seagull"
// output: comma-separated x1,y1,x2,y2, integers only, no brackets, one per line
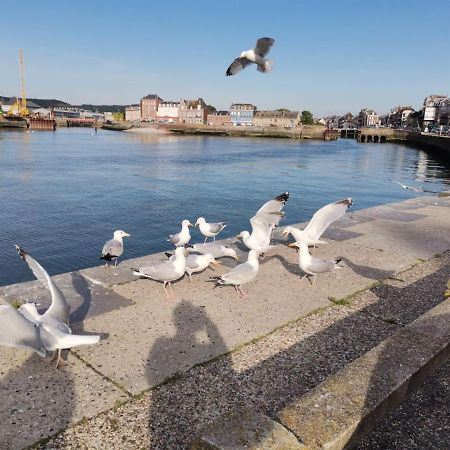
188,243,240,261
237,192,289,253
167,219,193,247
289,241,343,286
166,252,221,282
0,246,100,367
133,247,187,297
282,198,353,248
100,230,130,267
226,37,275,76
209,249,260,297
195,217,227,243
392,181,436,193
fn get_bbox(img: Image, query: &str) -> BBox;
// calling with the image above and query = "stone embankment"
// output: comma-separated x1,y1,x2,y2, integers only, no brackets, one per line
0,196,449,449
167,124,337,140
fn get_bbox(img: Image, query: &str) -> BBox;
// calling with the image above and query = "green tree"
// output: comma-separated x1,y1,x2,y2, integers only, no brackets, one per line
301,110,314,125
207,105,216,112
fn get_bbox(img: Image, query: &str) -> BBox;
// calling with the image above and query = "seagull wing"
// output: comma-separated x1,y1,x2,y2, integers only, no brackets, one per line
208,222,226,233
304,198,353,241
256,192,289,215
226,57,253,76
102,238,123,257
135,261,180,282
255,37,275,57
220,262,255,285
250,214,273,244
15,245,69,324
40,322,100,352
0,305,46,357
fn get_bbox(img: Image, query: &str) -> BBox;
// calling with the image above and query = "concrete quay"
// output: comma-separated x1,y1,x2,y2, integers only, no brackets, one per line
0,196,449,449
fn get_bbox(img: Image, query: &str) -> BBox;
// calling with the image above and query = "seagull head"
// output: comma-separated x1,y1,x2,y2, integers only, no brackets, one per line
281,226,292,238
114,230,131,238
195,217,206,227
182,219,193,228
236,231,250,240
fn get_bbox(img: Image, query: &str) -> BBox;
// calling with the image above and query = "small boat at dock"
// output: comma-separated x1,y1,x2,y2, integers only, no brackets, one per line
101,120,133,131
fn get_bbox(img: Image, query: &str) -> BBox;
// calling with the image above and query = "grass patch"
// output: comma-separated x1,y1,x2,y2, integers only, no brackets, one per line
328,296,350,306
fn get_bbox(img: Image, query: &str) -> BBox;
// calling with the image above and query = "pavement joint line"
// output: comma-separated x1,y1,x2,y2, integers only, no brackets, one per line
69,350,134,398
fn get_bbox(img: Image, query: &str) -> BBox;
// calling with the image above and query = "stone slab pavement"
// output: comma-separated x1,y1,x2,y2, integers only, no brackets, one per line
0,196,449,449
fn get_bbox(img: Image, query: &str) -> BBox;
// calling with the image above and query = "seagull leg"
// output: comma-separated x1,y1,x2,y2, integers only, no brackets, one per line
163,282,170,298
52,349,62,369
114,257,118,267
213,236,216,243
188,273,193,283
104,261,109,268
237,285,248,297
204,236,208,244
168,282,174,298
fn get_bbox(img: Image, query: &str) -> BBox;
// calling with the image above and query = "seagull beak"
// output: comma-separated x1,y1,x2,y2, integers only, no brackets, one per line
211,259,221,267
234,255,240,262
188,222,194,227
194,220,199,227
183,249,189,256
125,233,131,237
235,235,241,240
281,231,288,238
288,242,298,248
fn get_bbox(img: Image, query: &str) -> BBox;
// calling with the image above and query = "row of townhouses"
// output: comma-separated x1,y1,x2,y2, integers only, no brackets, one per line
324,95,450,131
126,95,302,128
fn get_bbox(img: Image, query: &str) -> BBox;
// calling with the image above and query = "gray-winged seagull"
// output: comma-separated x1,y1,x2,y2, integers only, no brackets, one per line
226,37,275,76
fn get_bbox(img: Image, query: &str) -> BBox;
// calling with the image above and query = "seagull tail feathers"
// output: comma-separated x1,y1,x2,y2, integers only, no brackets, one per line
165,252,173,258
257,59,274,73
14,244,27,261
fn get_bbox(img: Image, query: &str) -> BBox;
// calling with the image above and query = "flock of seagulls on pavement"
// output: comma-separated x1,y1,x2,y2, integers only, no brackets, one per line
1,36,430,367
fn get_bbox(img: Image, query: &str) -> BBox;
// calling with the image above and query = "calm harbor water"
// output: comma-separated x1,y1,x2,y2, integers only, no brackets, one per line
1,128,449,286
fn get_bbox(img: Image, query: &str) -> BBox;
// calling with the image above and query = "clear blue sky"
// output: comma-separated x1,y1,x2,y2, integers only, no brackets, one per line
1,0,449,116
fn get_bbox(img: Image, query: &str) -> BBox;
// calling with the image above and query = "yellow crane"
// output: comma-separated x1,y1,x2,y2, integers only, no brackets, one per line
8,49,29,117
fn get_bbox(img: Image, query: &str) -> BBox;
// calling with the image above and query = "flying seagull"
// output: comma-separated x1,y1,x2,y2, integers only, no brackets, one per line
100,229,130,267
167,219,193,247
133,246,187,297
392,180,436,194
195,217,227,243
0,246,100,367
188,243,240,261
226,37,275,76
282,198,353,248
237,192,289,253
289,241,343,286
209,249,260,296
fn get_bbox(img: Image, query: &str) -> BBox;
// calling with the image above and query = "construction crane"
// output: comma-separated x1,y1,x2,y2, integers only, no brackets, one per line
8,49,29,117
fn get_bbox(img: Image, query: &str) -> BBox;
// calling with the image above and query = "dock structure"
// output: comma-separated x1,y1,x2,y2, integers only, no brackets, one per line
28,117,56,131
0,196,449,449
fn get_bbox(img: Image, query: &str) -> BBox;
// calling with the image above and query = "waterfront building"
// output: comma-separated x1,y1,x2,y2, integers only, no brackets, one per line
141,94,162,121
437,98,450,126
423,95,447,127
156,101,180,123
207,111,231,127
125,104,141,122
32,108,51,118
357,108,380,127
178,98,208,125
229,103,256,126
52,107,81,119
253,110,301,128
386,106,415,128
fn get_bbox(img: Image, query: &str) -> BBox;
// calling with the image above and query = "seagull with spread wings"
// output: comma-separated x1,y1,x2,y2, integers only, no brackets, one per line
226,37,275,76
237,192,289,253
0,246,100,368
282,198,353,248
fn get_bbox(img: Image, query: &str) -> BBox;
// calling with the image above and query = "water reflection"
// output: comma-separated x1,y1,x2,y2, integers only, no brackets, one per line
0,128,449,286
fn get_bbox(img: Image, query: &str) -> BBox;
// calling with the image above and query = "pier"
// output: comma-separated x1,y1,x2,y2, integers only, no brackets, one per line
1,196,449,449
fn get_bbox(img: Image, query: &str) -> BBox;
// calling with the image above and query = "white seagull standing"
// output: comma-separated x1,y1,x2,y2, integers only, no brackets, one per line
188,243,240,261
226,37,275,76
0,246,100,367
237,192,289,253
289,241,343,286
167,219,193,247
282,198,353,248
164,251,221,282
195,217,227,243
133,247,187,297
210,249,260,296
100,229,131,267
